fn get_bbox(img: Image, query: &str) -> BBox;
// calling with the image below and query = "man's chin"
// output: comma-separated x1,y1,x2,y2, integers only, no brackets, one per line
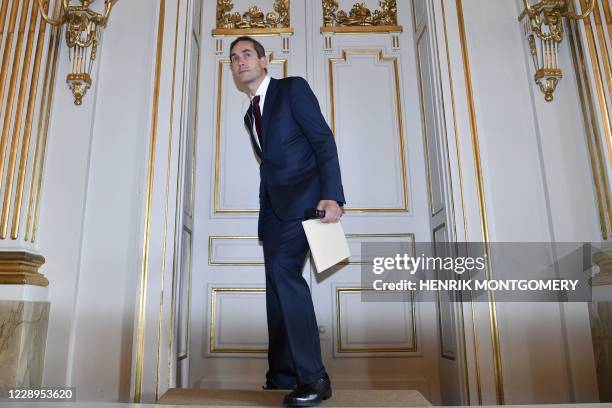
237,75,254,85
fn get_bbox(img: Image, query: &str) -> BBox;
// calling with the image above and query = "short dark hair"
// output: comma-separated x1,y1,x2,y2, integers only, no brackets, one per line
229,36,267,74
229,36,266,59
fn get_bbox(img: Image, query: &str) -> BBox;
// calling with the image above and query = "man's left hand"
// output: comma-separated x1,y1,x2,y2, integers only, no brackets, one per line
317,200,343,223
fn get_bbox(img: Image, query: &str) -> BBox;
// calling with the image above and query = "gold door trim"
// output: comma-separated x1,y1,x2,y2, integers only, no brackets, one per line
415,26,445,218
209,287,267,353
437,0,474,402
410,0,418,32
432,223,456,361
208,233,415,266
328,49,409,213
335,287,417,353
156,0,187,399
134,0,167,402
209,236,263,266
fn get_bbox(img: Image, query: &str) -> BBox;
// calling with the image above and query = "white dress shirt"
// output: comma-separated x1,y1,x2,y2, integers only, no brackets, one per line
249,75,271,150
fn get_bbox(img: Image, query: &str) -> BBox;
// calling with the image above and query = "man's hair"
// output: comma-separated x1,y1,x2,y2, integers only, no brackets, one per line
229,36,268,73
230,36,266,58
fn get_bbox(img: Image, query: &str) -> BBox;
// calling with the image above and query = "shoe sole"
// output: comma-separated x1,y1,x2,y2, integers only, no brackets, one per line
284,390,332,407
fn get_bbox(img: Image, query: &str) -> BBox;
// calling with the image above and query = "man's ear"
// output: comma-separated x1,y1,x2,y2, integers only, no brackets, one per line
259,56,268,70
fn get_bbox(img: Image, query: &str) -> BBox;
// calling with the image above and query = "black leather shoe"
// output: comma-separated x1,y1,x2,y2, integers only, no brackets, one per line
282,373,332,407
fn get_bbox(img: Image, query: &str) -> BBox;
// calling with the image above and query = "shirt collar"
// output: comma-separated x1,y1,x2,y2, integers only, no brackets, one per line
252,75,271,101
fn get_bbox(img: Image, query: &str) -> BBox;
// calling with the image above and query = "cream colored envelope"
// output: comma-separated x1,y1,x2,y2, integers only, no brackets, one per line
302,219,350,273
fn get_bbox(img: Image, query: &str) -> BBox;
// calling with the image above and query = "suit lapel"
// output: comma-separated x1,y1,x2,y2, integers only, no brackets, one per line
244,106,263,159
262,78,279,154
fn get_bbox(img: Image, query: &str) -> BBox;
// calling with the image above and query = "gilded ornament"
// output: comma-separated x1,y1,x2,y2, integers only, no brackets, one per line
322,0,398,28
245,6,265,28
518,0,595,101
266,12,278,27
37,0,118,105
322,0,338,26
217,0,234,28
215,0,290,29
274,0,290,27
348,3,372,26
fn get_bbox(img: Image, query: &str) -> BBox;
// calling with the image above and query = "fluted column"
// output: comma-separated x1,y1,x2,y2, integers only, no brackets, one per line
0,0,61,391
0,0,61,285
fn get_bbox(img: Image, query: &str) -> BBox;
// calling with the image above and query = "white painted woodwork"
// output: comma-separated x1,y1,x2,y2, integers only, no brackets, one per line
30,0,604,404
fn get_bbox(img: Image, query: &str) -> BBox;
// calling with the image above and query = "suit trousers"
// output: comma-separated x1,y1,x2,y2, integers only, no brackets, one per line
262,209,326,388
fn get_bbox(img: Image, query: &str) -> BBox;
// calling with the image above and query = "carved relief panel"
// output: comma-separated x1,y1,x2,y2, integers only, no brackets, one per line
213,0,292,35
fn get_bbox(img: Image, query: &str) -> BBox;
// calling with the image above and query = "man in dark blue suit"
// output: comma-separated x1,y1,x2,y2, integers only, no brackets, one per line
230,36,345,407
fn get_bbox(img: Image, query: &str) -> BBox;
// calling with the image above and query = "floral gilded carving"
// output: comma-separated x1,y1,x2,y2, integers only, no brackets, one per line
216,0,290,29
322,0,397,27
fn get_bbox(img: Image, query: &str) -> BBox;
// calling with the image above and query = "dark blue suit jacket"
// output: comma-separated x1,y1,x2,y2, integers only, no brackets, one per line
244,77,345,240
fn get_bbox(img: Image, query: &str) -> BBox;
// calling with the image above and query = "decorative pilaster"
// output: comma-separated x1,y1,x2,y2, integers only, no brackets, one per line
0,0,60,288
0,0,58,391
0,0,60,246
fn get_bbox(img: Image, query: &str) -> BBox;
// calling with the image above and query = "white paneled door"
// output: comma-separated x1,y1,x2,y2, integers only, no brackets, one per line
189,0,442,403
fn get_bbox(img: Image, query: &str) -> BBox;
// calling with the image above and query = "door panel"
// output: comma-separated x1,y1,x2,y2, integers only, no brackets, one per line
190,1,441,402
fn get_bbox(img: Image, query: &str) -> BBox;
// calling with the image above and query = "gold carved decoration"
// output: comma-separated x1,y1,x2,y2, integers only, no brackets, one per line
321,0,402,34
213,0,293,36
37,0,119,105
518,0,595,101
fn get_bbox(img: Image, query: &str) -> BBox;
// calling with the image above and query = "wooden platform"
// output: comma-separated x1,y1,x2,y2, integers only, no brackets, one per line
158,388,431,407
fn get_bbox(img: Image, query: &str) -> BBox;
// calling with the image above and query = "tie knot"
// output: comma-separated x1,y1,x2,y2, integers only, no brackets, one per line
253,95,260,105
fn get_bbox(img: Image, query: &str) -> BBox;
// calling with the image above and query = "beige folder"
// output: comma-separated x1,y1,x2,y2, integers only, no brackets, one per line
301,219,350,273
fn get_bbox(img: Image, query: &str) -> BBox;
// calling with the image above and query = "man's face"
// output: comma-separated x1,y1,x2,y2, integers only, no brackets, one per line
230,41,267,86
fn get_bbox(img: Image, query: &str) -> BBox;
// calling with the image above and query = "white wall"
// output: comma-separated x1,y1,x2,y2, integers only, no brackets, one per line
38,0,158,401
430,0,600,404
33,0,603,403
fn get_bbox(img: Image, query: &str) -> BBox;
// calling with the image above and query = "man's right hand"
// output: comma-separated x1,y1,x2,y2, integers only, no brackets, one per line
317,200,343,223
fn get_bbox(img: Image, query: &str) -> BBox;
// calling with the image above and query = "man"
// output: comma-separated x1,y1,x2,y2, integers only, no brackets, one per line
229,36,345,407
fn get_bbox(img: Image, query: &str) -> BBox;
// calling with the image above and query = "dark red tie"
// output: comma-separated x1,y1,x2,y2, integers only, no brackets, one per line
252,95,264,148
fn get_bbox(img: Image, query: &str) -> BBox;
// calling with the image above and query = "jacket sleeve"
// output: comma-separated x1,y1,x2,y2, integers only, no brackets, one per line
289,77,345,205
